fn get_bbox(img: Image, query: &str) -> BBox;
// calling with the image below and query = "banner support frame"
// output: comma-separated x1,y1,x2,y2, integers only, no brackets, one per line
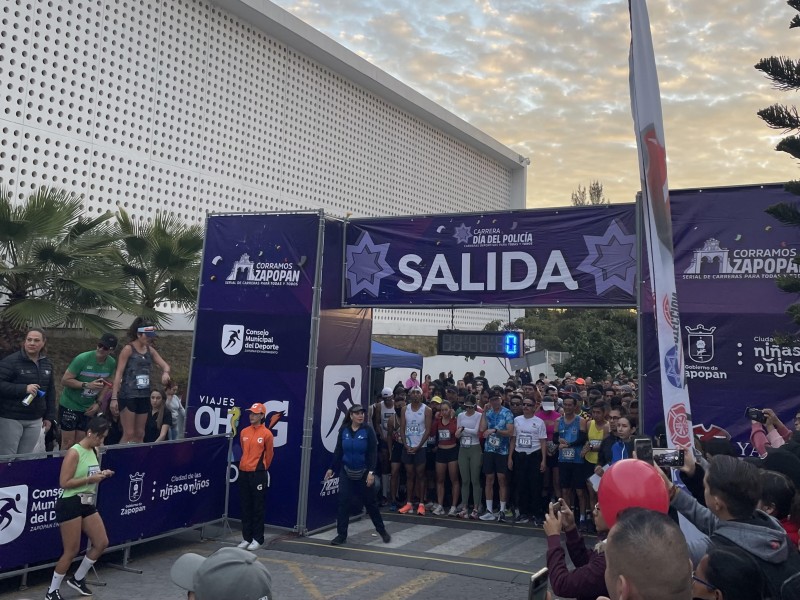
295,210,327,535
636,191,646,432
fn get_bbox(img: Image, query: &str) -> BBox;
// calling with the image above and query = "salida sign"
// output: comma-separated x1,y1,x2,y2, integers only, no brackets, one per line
344,206,638,307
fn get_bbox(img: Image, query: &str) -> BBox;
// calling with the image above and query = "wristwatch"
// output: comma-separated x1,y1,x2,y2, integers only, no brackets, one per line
81,382,88,389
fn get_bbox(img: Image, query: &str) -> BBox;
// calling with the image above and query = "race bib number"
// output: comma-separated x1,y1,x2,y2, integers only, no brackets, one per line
560,447,576,461
517,433,533,449
439,430,451,441
87,465,100,476
407,423,421,435
487,434,500,449
546,441,558,456
135,374,150,389
461,436,472,448
589,439,602,451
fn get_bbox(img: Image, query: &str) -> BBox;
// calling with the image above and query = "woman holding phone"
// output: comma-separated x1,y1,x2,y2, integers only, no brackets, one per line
46,416,114,600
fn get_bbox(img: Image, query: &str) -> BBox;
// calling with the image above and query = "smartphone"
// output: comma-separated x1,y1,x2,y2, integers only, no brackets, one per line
528,567,549,600
653,448,685,468
634,438,653,463
549,499,563,513
744,407,767,424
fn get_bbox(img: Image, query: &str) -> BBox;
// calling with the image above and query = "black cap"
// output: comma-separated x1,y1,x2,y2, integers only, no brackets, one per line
99,333,118,350
348,404,365,414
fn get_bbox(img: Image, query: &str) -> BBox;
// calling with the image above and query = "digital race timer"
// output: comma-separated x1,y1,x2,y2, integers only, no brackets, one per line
437,330,524,358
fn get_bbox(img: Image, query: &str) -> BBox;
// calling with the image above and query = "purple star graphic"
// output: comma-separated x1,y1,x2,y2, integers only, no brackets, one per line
453,223,472,244
577,219,637,295
345,231,394,298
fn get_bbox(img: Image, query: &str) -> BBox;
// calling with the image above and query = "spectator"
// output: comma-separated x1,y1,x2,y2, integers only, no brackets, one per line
544,499,609,600
599,507,692,600
691,546,765,600
165,382,186,440
479,390,514,521
171,547,273,600
104,399,123,445
759,470,799,547
236,403,274,551
0,328,56,456
431,400,460,516
421,374,432,400
473,370,489,391
404,371,419,390
456,394,483,519
668,454,800,599
58,333,117,450
751,408,793,458
608,416,636,464
143,387,171,443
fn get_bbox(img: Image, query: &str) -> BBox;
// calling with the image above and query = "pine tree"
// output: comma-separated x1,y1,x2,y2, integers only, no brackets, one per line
755,0,800,325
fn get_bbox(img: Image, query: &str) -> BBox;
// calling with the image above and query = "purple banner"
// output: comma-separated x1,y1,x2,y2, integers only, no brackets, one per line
0,455,73,572
97,437,227,546
187,213,321,529
642,185,800,453
306,218,373,532
671,185,799,314
344,206,637,307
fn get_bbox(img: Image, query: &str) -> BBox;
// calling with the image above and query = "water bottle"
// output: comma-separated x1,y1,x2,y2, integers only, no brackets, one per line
22,389,45,406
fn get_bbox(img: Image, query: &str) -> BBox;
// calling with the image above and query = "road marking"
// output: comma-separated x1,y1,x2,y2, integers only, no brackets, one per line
259,557,384,599
313,519,376,540
367,524,442,548
426,530,504,556
373,571,448,600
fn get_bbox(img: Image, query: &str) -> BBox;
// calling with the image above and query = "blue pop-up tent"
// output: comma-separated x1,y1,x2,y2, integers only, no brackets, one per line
370,340,423,370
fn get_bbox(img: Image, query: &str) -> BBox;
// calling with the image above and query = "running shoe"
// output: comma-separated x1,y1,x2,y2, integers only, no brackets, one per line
515,514,530,524
417,503,426,516
389,502,397,512
237,540,250,549
432,504,445,516
330,535,346,546
247,541,261,551
66,576,91,597
447,506,458,517
380,530,391,543
478,510,497,521
398,502,414,514
503,509,514,520
424,501,434,510
469,508,480,520
45,590,64,600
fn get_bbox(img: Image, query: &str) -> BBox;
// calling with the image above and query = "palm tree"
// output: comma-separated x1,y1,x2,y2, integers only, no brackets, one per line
113,207,204,324
0,186,137,351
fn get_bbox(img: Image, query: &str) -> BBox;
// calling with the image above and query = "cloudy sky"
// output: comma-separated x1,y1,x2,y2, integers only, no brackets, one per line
271,0,798,208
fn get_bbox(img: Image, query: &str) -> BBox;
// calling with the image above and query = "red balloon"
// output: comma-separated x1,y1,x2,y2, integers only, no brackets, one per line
598,459,669,527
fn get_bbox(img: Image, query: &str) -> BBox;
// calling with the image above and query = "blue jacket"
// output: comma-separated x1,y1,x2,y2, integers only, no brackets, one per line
330,424,377,473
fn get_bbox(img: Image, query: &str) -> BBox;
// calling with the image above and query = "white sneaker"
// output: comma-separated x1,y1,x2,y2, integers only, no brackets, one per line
237,540,250,549
478,510,498,521
432,504,445,516
246,540,261,551
447,506,458,517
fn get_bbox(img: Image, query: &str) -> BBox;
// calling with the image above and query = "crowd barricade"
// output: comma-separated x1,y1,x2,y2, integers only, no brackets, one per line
0,435,230,581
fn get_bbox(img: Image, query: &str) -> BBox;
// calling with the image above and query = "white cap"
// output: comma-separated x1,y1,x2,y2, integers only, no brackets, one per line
381,387,393,398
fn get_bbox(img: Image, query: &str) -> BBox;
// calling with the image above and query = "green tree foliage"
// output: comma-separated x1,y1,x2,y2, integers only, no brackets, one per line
506,308,637,380
756,0,800,325
571,181,610,206
0,186,136,350
113,207,204,324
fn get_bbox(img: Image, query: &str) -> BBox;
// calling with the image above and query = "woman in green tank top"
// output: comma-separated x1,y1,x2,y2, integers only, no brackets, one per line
46,416,115,600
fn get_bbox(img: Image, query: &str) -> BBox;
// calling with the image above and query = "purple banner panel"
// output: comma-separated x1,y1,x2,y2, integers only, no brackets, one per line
306,218,373,532
0,455,73,572
186,213,321,530
671,184,800,314
197,212,320,315
344,205,637,307
97,437,227,547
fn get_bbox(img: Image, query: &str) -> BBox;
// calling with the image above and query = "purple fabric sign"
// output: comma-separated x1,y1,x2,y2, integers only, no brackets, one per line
305,219,372,532
186,213,321,529
344,206,637,307
671,184,799,314
97,437,227,546
0,455,72,572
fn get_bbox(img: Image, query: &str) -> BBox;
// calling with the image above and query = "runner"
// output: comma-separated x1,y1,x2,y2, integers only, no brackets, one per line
456,394,483,518
479,390,514,521
431,400,460,516
397,387,431,515
509,396,547,524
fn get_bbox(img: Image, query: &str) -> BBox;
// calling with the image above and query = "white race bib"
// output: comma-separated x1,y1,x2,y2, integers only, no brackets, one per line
439,429,451,441
461,436,473,448
487,435,500,448
135,374,150,389
517,433,533,449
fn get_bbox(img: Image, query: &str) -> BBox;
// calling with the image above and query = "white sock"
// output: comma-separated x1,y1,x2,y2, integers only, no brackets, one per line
486,500,494,512
74,556,96,580
49,572,65,593
500,501,507,511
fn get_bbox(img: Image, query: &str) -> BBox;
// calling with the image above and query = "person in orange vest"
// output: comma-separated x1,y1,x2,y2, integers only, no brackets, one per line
236,403,274,551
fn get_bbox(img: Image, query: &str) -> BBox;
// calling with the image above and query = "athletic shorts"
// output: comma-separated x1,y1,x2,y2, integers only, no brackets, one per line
401,446,427,466
122,396,150,415
435,445,459,464
482,451,509,475
55,495,97,523
582,461,598,482
58,405,90,432
558,462,585,489
546,451,559,468
391,442,403,463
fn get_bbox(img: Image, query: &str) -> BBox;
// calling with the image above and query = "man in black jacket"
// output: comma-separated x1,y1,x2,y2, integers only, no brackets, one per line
0,328,56,456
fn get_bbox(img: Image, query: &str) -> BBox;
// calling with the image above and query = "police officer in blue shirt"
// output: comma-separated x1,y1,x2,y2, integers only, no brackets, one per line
325,404,391,546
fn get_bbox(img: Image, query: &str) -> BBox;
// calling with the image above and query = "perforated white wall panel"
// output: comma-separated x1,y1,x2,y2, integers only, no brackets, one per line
0,0,515,332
